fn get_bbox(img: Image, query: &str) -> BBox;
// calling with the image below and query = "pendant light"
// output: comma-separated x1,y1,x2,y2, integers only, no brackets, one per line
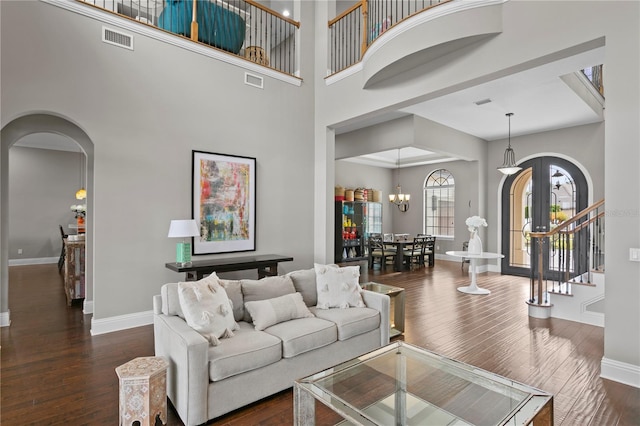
389,148,410,212
497,113,522,175
75,150,86,200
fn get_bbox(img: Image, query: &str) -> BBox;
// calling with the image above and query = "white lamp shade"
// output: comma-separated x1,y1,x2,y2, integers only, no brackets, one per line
168,220,200,238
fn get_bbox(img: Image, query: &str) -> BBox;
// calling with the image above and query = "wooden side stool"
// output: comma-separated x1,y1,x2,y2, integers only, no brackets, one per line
116,356,168,426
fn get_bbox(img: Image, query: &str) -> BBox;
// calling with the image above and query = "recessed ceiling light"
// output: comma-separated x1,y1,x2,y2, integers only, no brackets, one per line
474,98,492,106
283,9,290,17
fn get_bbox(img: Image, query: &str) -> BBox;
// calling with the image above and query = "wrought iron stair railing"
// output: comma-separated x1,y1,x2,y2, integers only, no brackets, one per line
527,199,605,314
76,0,300,77
328,0,451,75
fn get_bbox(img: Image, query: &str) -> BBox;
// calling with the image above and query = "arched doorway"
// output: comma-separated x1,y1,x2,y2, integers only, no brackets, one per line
1,113,94,326
501,156,588,278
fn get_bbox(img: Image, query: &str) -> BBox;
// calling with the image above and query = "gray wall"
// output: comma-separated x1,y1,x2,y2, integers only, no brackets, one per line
314,1,639,374
1,0,317,322
8,146,81,260
334,160,393,232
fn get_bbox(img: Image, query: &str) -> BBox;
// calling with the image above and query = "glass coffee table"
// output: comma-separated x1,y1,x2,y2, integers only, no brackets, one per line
294,341,553,425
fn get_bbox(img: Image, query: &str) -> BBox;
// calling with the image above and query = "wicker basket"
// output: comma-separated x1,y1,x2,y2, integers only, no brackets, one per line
345,189,354,201
245,46,269,66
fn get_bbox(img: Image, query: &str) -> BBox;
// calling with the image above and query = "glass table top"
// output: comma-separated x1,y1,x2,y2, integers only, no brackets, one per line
297,341,552,426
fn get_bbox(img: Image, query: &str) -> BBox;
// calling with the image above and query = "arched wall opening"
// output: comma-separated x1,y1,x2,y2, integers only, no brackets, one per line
1,113,95,325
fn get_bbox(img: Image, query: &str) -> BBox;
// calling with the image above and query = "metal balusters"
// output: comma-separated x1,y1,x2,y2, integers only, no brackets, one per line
75,0,299,77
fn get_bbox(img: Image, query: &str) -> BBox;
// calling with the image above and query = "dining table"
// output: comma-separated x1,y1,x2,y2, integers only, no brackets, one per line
387,235,413,271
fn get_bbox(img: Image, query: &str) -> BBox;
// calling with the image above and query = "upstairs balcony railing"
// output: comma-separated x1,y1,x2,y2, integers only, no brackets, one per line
582,64,604,95
78,0,300,77
527,199,605,311
328,0,450,75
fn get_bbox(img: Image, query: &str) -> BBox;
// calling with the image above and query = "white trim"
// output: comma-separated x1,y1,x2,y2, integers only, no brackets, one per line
8,257,58,266
90,310,153,335
326,63,363,85
42,0,301,87
363,0,506,63
581,310,604,327
601,357,640,388
0,310,10,327
83,299,94,315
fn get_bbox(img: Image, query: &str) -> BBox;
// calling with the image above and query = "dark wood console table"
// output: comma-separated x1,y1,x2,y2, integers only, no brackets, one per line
165,254,294,281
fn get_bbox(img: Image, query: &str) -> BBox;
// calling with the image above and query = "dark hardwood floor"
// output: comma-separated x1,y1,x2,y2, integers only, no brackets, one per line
1,262,638,425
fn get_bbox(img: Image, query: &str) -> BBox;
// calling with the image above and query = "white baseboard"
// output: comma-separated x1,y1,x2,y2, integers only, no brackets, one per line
601,357,640,388
8,257,58,266
83,300,94,315
90,310,153,336
581,310,605,327
0,310,10,327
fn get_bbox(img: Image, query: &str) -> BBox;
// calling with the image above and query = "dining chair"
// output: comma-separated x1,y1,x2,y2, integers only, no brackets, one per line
415,234,436,267
368,235,396,270
424,236,436,267
402,236,427,270
58,225,68,274
461,240,470,271
381,233,397,253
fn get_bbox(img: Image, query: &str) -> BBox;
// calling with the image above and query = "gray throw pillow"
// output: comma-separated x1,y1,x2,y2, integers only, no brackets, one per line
241,275,296,322
286,268,317,307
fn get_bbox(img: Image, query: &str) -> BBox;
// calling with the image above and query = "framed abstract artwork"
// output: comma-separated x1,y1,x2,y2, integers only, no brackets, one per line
192,150,256,255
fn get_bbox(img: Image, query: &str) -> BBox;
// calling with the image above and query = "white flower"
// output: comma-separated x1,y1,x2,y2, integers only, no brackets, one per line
466,216,487,232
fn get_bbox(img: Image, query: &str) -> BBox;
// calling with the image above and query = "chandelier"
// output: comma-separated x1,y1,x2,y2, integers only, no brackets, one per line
497,112,522,176
389,148,410,212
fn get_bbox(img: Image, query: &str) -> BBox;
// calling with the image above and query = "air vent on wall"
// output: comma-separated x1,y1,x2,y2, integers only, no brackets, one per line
474,98,492,106
244,72,264,89
102,26,134,50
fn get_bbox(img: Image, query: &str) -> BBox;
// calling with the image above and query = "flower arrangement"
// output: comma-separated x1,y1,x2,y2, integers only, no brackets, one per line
466,216,487,233
70,204,86,218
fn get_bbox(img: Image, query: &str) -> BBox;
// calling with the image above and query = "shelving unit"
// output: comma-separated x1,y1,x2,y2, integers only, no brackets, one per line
335,201,382,263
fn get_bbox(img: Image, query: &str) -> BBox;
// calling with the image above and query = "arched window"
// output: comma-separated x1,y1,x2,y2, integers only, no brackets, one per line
424,169,455,237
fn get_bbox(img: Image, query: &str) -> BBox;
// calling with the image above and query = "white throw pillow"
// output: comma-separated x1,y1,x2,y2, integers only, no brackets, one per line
314,263,365,309
244,292,315,331
178,274,239,346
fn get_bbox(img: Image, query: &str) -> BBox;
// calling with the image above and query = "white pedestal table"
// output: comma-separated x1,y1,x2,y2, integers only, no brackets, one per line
446,251,504,295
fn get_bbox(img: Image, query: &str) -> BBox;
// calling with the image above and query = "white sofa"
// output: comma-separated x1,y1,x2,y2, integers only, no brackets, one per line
153,267,391,426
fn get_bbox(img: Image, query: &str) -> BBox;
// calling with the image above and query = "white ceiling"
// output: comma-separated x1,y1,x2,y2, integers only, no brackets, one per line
340,46,605,168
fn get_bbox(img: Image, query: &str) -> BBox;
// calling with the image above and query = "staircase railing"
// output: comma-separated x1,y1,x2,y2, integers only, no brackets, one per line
528,199,605,311
582,64,604,95
77,0,300,76
328,0,451,75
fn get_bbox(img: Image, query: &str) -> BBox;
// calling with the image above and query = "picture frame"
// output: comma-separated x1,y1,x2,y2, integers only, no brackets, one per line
192,150,256,255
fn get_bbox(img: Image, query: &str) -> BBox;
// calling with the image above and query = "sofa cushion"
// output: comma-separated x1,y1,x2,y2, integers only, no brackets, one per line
286,268,317,307
245,292,315,331
161,282,184,318
310,306,380,341
314,264,365,309
218,277,244,322
241,275,296,322
208,322,282,382
178,275,239,346
265,317,337,358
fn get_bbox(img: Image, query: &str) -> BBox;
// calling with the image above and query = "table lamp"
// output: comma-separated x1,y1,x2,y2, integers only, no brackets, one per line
168,219,199,266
